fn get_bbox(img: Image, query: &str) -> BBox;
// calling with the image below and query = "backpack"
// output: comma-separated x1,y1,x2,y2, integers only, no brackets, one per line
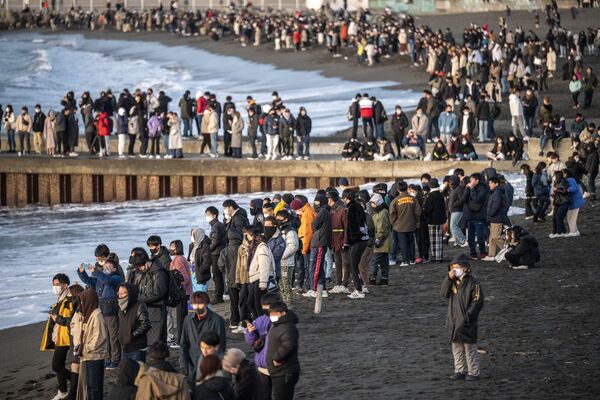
165,269,186,307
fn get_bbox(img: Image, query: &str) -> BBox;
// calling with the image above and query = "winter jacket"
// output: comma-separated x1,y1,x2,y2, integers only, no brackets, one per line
297,203,316,254
78,268,122,317
233,359,261,400
227,208,249,247
192,375,235,400
486,186,508,224
441,268,484,343
279,115,295,139
135,363,191,400
97,112,111,136
462,183,489,221
295,114,312,137
244,314,271,369
32,111,46,132
390,112,409,136
231,117,244,148
265,114,281,136
209,218,227,256
373,101,387,124
127,260,169,308
201,110,219,134
567,177,585,209
147,115,163,138
80,308,109,361
329,201,347,252
179,310,227,378
411,114,429,136
585,147,599,176
359,98,373,119
457,113,476,136
118,289,151,353
390,193,422,233
40,294,74,350
524,171,534,197
280,223,299,267
117,114,128,134
372,206,390,253
423,189,447,225
248,242,273,289
506,229,540,267
438,112,456,135
532,171,550,197
190,237,212,285
15,114,32,132
345,200,368,245
448,183,466,213
179,96,194,119
266,310,300,377
267,230,285,272
310,207,332,248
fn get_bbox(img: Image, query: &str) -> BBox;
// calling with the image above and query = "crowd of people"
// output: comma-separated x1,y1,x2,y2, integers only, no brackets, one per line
40,161,596,397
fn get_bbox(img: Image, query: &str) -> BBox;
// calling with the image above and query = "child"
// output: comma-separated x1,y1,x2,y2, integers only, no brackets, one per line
441,255,484,381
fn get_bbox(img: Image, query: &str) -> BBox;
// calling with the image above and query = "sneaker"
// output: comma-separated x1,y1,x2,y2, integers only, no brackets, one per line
228,324,238,329
376,279,389,286
409,261,416,265
399,262,409,267
105,362,119,370
339,286,350,294
17,151,22,157
231,326,245,334
168,341,180,349
450,372,466,380
139,154,148,159
223,294,230,301
482,256,495,262
347,290,365,299
566,231,580,237
296,156,303,160
69,152,79,157
389,259,397,266
51,390,69,400
302,290,315,298
468,255,479,260
329,285,344,294
321,290,328,298
525,216,534,220
155,155,161,159
460,242,469,248
362,287,369,294
465,374,480,381
119,155,126,159
511,265,529,270
303,156,310,160
148,155,154,159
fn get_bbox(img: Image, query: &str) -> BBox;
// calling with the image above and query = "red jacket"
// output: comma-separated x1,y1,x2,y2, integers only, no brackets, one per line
359,98,373,119
196,96,207,116
97,112,110,136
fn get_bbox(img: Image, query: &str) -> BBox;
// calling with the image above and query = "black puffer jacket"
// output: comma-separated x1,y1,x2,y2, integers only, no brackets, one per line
190,236,212,284
267,310,300,377
448,181,466,213
127,260,169,307
506,227,540,268
440,255,484,343
192,376,235,400
462,182,489,221
151,246,171,271
345,200,368,245
209,218,227,256
226,208,249,247
310,201,332,249
118,284,151,353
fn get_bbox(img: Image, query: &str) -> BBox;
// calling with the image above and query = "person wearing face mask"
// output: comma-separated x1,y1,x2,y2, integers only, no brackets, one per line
457,106,476,138
117,283,151,363
410,107,429,154
266,301,300,399
246,225,276,320
147,235,172,271
94,244,126,280
77,256,123,369
456,136,478,161
275,210,298,309
41,273,74,400
126,247,169,346
441,255,484,381
250,199,266,228
303,193,331,298
289,198,315,293
31,104,46,155
264,217,285,282
223,199,250,331
165,240,192,348
206,207,227,304
179,292,226,381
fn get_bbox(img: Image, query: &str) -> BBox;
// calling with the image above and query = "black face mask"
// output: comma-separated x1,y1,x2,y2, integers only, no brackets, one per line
264,226,277,240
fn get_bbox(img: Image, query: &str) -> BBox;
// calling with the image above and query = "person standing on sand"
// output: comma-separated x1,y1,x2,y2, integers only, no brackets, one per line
441,254,484,381
41,273,74,400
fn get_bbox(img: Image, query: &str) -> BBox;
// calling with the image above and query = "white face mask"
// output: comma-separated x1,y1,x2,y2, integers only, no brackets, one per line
454,268,464,278
97,260,105,267
269,315,280,323
52,285,63,296
205,215,214,223
224,209,231,219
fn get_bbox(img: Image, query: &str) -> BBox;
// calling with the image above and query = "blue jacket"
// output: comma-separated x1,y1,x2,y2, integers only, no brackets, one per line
438,112,456,135
267,231,285,278
532,172,550,197
486,186,508,224
567,178,585,209
462,183,489,221
244,314,271,369
78,267,122,316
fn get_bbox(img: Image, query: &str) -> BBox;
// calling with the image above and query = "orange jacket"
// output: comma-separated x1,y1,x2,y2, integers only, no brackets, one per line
297,203,316,254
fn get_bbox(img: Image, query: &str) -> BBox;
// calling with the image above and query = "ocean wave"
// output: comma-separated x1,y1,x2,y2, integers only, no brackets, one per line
28,49,52,74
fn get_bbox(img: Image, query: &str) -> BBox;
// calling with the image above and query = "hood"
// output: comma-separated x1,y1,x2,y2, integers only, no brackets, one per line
250,199,263,216
135,364,186,397
79,288,99,323
273,310,299,326
449,254,471,271
192,228,206,244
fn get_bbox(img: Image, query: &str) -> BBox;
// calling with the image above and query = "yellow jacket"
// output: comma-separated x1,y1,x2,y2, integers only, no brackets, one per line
298,203,316,255
40,295,73,350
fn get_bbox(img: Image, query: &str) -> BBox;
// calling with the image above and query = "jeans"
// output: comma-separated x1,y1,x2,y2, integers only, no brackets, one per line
182,117,192,137
540,135,549,152
210,132,218,155
553,203,569,234
362,117,374,138
478,120,488,141
17,131,31,153
296,135,310,157
427,116,439,140
375,123,385,139
397,231,415,263
84,359,104,400
589,172,598,194
195,114,203,135
534,195,550,220
467,220,487,256
525,115,535,138
456,152,477,160
450,212,466,245
272,372,300,400
370,252,389,280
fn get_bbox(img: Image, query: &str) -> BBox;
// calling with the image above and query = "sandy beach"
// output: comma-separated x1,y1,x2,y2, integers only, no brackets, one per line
1,8,600,399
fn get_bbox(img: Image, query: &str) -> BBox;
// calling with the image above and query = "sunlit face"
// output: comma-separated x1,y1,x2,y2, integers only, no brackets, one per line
200,342,219,357
117,286,129,299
